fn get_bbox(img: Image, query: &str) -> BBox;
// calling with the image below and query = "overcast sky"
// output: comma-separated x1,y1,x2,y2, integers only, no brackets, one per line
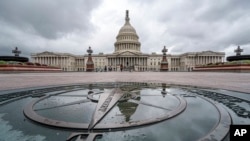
0,0,250,58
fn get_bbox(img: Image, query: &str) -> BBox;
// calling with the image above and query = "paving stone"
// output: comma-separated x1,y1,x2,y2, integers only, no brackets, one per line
0,72,250,93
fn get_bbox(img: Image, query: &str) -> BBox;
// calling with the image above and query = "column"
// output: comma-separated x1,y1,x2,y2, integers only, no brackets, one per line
115,57,117,68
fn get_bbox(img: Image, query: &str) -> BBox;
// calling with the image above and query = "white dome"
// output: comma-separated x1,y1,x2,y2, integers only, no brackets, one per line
119,22,137,34
114,10,141,54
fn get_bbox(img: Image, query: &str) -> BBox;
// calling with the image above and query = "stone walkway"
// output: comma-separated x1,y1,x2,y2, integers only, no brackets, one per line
0,72,250,93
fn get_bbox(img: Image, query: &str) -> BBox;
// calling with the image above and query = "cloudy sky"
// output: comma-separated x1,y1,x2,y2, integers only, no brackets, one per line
0,0,250,59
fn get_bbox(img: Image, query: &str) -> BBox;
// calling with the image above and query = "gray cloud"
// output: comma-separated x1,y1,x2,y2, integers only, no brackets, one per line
0,0,250,59
0,0,101,56
155,0,250,54
0,0,100,39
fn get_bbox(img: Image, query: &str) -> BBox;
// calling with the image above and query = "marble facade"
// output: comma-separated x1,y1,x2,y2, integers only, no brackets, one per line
31,10,225,72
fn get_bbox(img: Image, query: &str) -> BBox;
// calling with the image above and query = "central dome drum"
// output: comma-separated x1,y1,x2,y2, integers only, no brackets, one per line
114,10,141,54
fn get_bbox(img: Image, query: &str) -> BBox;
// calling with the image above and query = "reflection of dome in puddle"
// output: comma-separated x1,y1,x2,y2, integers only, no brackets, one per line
118,86,141,122
117,98,140,122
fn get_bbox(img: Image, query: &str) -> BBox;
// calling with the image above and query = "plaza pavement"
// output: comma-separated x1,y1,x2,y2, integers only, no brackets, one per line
0,72,250,93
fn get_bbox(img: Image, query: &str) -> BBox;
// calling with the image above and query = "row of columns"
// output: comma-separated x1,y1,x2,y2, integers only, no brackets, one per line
196,56,223,65
171,56,223,71
171,58,180,66
116,44,139,51
34,56,69,66
76,59,84,66
108,57,147,67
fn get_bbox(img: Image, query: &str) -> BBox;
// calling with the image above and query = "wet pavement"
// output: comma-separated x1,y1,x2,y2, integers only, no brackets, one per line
0,72,250,93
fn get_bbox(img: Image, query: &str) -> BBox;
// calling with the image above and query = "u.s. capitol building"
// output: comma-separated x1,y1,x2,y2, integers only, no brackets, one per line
31,10,225,72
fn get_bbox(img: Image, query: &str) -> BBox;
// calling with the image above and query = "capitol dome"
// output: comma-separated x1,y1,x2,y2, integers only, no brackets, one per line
114,10,141,54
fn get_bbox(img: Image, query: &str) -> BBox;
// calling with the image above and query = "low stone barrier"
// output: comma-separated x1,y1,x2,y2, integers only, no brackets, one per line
193,64,250,73
0,64,62,72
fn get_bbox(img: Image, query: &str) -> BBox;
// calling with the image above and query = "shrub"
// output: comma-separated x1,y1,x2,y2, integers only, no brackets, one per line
0,60,6,64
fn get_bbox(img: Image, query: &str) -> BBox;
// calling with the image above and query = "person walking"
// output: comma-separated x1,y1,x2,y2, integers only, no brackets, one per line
120,64,123,72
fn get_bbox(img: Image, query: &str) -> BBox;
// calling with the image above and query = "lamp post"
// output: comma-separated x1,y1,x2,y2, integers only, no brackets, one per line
160,46,168,72
86,46,94,72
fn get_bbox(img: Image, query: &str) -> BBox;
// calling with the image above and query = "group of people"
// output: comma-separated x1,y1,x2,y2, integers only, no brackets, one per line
104,66,112,72
104,64,124,72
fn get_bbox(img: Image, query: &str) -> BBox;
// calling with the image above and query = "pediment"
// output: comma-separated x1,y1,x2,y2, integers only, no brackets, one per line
117,51,140,56
200,51,222,55
37,51,57,56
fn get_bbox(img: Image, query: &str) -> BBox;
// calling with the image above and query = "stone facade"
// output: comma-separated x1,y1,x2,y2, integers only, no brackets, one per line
31,52,84,71
31,10,225,72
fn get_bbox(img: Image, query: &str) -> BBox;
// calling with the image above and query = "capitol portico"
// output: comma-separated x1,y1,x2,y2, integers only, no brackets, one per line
31,10,225,72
